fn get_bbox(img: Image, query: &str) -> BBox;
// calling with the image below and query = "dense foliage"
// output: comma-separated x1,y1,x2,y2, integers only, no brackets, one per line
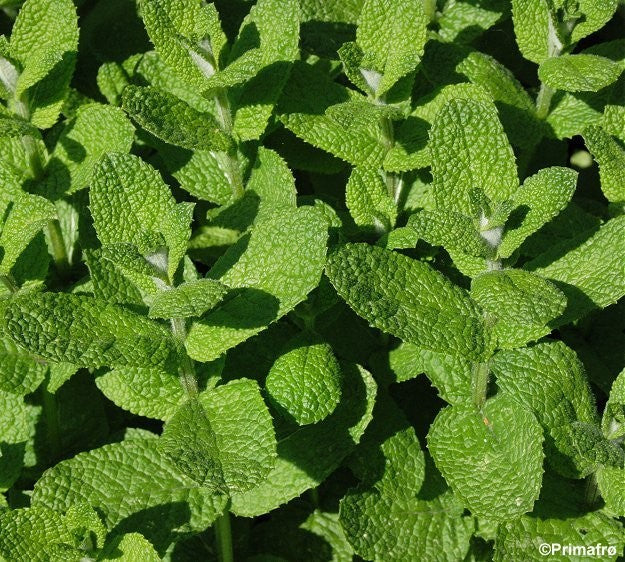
0,0,624,560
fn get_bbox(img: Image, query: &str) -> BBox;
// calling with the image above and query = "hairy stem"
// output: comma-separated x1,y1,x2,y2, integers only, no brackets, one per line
0,273,18,293
170,317,198,397
584,473,600,507
47,219,70,273
41,378,62,462
472,362,490,409
535,83,555,120
214,89,244,200
423,0,437,22
214,512,234,562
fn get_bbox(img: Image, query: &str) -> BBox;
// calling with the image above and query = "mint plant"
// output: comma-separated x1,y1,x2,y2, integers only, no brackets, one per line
0,0,623,560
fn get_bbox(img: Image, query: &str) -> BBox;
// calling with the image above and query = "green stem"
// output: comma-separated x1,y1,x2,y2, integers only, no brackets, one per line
535,83,555,120
214,89,244,200
41,379,61,462
170,317,198,397
423,0,437,22
472,362,490,409
585,473,600,508
214,512,234,562
47,219,70,273
0,273,18,293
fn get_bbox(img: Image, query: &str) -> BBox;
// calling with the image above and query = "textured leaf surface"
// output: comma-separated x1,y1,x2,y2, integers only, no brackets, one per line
0,390,29,491
511,0,553,64
429,99,518,216
230,364,375,517
99,533,160,561
428,393,544,520
266,340,342,425
528,215,625,323
91,152,192,279
0,337,47,395
345,167,396,233
495,509,625,561
356,0,427,95
583,125,625,203
43,104,135,196
4,293,178,370
539,55,623,93
0,506,78,561
498,167,577,258
279,63,387,167
408,210,488,257
186,207,328,362
148,279,228,319
9,0,78,127
326,243,486,359
491,341,599,477
471,269,566,348
31,438,227,553
122,86,232,151
0,191,56,274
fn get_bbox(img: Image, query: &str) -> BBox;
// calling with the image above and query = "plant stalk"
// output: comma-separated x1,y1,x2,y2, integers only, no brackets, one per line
214,89,244,200
47,219,70,273
472,362,490,409
0,273,18,293
41,379,62,462
214,512,234,562
170,317,199,397
585,473,600,508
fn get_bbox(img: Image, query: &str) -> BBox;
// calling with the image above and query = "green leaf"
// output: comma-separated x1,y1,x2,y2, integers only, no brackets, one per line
0,506,80,561
388,343,474,405
266,338,342,425
471,269,567,348
229,0,300,140
326,243,487,359
498,167,577,258
139,0,213,91
122,85,232,151
428,393,544,520
90,152,193,280
42,104,135,197
278,62,388,167
568,0,618,43
186,207,328,362
539,55,623,93
0,337,47,395
243,146,297,222
495,505,625,561
438,0,504,44
528,215,625,323
511,0,554,64
429,99,518,217
99,533,160,562
31,437,228,554
197,378,277,493
0,189,57,275
583,125,625,203
490,341,600,477
148,279,228,319
84,249,145,309
96,366,186,421
602,368,625,441
0,390,29,491
4,292,179,371
160,399,227,492
407,209,489,257
355,0,427,96
230,363,376,517
345,167,396,233
9,0,78,128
